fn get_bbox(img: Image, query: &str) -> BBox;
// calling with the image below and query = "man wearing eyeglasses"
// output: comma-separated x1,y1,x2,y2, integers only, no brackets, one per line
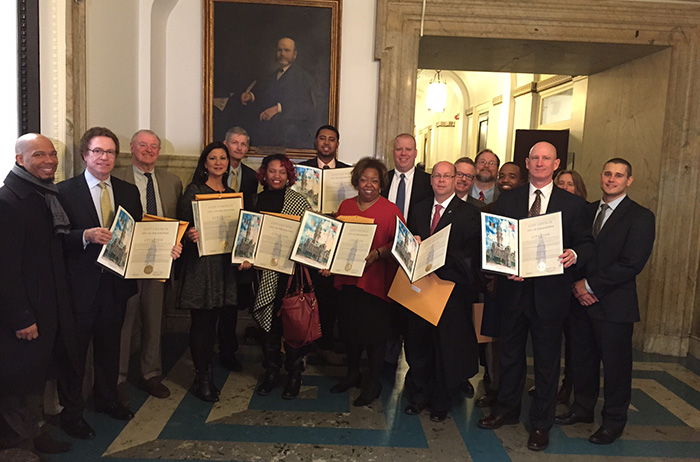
56,127,144,439
454,157,485,209
470,149,501,204
403,161,481,423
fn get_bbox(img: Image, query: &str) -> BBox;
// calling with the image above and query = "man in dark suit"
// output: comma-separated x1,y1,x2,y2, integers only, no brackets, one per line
240,37,316,148
554,158,655,445
113,129,183,404
57,127,143,439
454,157,485,209
403,161,481,422
298,125,349,365
478,141,594,452
0,134,76,457
224,126,259,207
382,134,433,221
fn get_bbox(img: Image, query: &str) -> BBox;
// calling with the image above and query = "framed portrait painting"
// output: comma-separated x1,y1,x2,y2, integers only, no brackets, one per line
203,0,342,157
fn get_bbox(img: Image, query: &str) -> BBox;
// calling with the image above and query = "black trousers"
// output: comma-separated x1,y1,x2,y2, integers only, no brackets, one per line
58,276,125,421
569,307,633,433
0,394,42,450
309,271,339,351
494,282,564,431
190,307,237,372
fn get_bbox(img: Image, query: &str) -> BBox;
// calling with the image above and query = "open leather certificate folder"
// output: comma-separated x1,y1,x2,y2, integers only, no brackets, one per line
390,216,451,283
291,165,355,214
289,211,377,276
96,206,186,279
481,211,563,278
231,211,301,275
191,192,244,256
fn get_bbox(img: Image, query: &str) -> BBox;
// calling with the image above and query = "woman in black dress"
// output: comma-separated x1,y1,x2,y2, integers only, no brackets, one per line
177,142,238,402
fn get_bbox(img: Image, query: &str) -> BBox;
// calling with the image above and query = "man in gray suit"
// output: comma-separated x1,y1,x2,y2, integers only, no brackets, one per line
114,129,182,403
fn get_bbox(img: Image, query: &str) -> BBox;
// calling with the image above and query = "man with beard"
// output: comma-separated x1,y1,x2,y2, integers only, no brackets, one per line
0,134,77,458
470,149,500,204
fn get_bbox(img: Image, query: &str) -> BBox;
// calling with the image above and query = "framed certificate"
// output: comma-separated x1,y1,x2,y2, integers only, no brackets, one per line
390,216,451,283
290,165,354,214
191,194,244,256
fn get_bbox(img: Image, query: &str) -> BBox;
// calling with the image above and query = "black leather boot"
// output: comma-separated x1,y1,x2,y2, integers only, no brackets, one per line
208,367,220,397
282,372,302,400
192,369,218,402
256,369,280,396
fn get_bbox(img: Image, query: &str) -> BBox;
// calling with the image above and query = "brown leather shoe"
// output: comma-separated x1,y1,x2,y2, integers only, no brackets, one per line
527,429,549,451
477,413,519,429
143,376,171,399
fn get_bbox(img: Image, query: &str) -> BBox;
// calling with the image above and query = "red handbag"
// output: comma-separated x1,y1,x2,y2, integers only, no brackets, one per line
278,265,322,348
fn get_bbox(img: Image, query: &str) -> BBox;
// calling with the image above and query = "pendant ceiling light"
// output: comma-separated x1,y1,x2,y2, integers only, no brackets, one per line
426,70,447,113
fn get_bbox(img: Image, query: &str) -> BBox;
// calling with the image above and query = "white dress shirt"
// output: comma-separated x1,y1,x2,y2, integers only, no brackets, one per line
528,181,555,215
388,166,415,219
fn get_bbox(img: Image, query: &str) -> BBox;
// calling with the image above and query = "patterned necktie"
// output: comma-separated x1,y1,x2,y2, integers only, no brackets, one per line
144,172,157,215
396,173,406,216
430,204,443,235
231,168,239,192
478,190,485,202
528,189,542,217
99,181,114,227
592,203,609,238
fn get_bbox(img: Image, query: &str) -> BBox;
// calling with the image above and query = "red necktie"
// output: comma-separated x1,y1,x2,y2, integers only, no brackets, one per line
478,191,485,202
430,204,443,235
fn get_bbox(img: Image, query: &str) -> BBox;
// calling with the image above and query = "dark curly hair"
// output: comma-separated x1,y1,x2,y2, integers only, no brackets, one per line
256,153,297,188
192,142,229,185
350,157,388,190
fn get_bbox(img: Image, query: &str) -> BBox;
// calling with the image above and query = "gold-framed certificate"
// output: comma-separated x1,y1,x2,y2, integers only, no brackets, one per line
96,206,180,279
481,211,563,278
191,194,244,256
291,165,354,214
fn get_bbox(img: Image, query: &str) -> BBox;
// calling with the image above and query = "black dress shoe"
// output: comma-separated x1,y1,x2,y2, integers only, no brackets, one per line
33,432,72,454
404,403,426,415
554,411,594,425
353,382,381,407
256,371,280,396
588,426,623,445
475,389,497,408
461,380,475,397
220,356,243,372
330,373,361,393
95,403,134,420
282,374,302,400
477,413,519,430
429,407,448,422
527,428,549,451
60,418,95,440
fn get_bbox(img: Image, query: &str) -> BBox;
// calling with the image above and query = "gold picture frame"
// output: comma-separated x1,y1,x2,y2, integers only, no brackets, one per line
203,0,342,158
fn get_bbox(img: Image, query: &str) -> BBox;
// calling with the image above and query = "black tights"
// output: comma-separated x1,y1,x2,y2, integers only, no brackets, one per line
345,341,386,389
190,307,235,371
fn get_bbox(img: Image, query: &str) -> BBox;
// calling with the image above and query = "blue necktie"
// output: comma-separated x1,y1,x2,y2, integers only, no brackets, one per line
396,173,406,216
144,172,157,215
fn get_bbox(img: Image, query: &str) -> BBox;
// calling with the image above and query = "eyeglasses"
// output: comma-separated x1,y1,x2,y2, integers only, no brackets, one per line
431,174,455,180
477,160,497,166
455,172,475,180
87,148,117,157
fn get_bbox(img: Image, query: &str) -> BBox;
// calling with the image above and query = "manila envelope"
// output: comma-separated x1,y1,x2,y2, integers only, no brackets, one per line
472,302,493,343
388,270,454,326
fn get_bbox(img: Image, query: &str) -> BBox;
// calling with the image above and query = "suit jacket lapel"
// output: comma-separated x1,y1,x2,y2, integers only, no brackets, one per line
596,196,630,241
77,174,101,227
434,198,458,233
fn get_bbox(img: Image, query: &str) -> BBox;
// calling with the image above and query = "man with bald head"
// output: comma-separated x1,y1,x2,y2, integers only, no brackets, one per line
403,161,481,422
240,37,316,147
478,141,593,451
0,134,76,456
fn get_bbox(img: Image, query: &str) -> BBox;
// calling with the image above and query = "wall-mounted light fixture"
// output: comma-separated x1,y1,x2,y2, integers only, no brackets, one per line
426,70,447,113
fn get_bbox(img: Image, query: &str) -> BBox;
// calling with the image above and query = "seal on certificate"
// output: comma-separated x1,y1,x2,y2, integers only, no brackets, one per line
537,261,546,272
425,263,433,272
270,258,278,267
144,265,154,275
345,263,352,271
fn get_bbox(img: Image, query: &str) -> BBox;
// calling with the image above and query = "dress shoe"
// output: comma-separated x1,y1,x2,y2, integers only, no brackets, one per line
528,385,536,397
220,355,243,372
527,429,549,451
429,407,448,422
330,373,361,393
588,426,623,445
461,380,475,397
33,432,71,454
477,413,519,430
557,383,573,404
116,382,130,407
404,403,426,415
256,371,280,396
353,382,381,407
95,403,134,420
282,373,302,400
554,411,594,426
60,418,95,440
474,389,497,408
142,376,171,399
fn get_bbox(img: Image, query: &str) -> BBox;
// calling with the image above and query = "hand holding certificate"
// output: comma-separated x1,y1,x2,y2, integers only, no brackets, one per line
390,216,451,283
481,211,564,278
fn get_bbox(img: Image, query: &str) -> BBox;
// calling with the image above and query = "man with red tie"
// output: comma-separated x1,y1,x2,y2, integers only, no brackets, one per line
403,161,481,422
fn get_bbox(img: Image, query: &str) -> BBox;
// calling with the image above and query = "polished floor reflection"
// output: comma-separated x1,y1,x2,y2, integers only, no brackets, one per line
43,334,700,461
